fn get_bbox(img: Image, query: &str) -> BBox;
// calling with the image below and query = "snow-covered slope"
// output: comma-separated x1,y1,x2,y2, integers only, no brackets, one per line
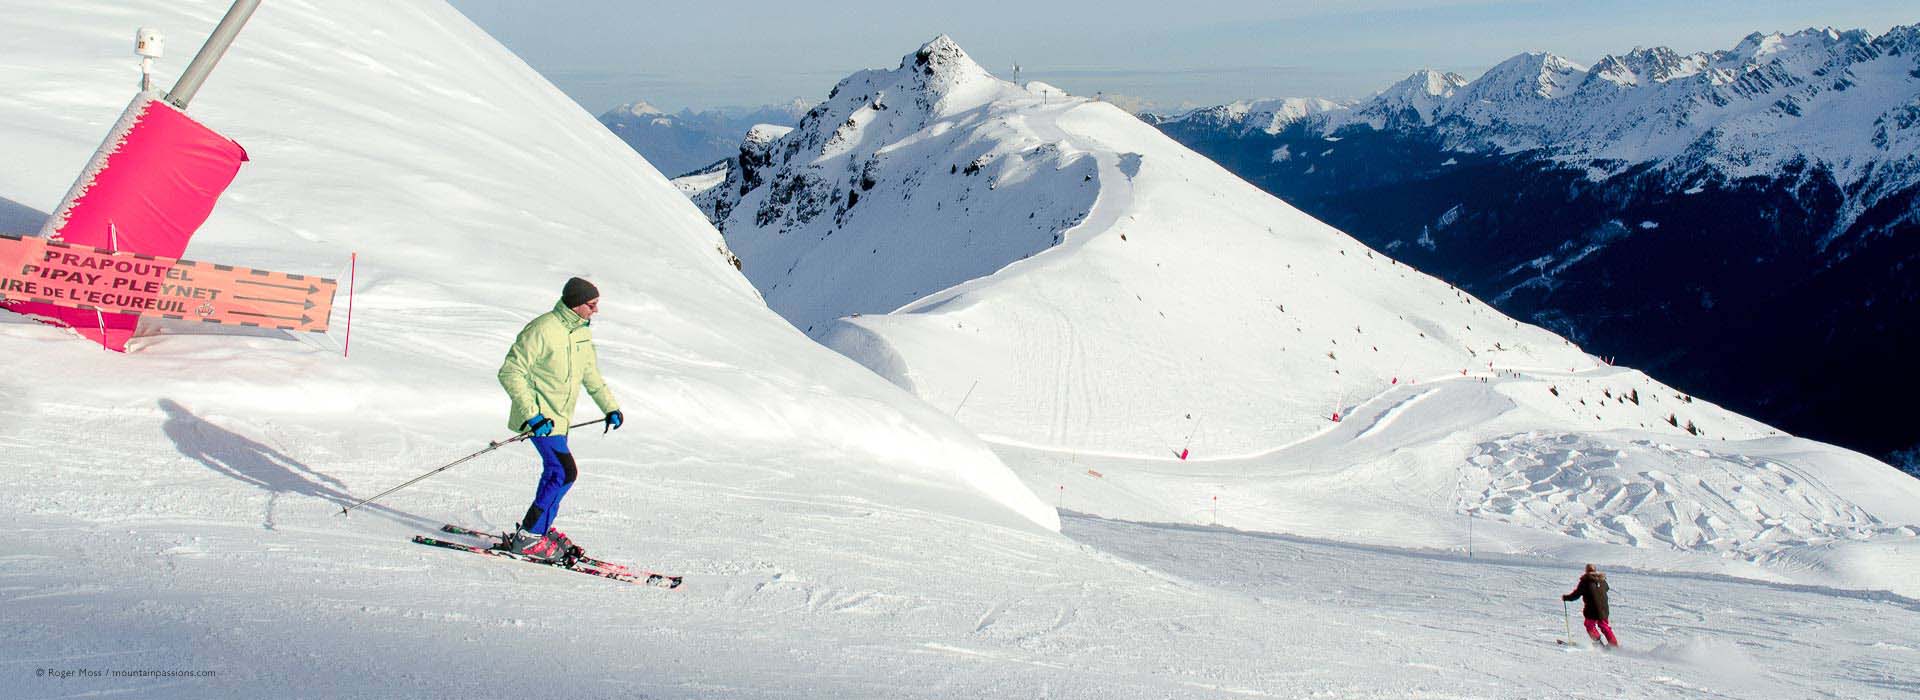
702,36,1693,455
695,36,1920,594
0,1,1050,532
7,7,1920,696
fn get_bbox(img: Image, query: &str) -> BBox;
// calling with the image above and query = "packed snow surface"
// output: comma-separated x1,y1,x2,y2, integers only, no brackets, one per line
3,4,1918,698
0,0,1050,533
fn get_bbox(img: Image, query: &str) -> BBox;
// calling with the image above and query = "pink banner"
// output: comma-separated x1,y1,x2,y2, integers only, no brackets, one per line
2,92,247,351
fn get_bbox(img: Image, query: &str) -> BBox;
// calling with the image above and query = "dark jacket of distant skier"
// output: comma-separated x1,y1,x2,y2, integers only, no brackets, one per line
1562,570,1609,621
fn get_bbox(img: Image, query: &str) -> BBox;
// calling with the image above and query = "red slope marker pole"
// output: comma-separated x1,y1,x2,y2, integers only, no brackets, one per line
95,222,117,351
343,251,356,358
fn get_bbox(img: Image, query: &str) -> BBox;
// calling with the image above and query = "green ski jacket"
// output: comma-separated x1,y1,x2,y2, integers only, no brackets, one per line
498,300,619,436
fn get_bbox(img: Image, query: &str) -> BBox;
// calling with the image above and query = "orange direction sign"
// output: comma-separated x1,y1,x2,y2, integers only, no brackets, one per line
0,233,336,333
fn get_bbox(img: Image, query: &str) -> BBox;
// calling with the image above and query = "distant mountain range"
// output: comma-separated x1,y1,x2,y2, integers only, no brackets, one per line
598,99,813,177
1147,25,1920,464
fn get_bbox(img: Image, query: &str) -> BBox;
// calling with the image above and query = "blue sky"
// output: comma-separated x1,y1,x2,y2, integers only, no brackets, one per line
446,1,1916,114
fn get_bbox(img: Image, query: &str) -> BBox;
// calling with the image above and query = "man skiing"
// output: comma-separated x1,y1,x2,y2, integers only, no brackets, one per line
1563,563,1619,647
496,277,623,562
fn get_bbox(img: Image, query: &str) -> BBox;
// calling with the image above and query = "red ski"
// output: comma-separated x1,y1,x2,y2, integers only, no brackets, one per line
415,527,682,590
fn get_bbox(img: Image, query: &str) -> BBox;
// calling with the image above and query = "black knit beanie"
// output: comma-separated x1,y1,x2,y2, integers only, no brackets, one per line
561,277,600,308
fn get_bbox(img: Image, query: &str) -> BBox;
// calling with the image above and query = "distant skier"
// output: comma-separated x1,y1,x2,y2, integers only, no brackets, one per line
496,277,623,562
1562,564,1619,647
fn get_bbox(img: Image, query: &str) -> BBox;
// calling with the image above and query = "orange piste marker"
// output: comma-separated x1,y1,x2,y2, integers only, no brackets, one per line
1,233,336,333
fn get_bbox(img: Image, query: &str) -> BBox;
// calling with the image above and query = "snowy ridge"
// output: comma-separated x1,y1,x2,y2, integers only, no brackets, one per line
693,35,1920,596
1156,96,1353,135
1440,52,1588,136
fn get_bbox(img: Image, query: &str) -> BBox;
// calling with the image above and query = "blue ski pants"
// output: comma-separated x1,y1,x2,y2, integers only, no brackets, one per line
519,435,576,535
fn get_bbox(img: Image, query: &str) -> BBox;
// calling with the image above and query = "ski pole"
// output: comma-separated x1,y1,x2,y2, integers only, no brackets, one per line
1563,600,1573,643
337,418,605,516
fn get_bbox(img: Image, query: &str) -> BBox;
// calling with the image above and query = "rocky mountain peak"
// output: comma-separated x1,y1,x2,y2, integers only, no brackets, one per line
1344,69,1467,128
613,100,667,118
902,34,995,97
1396,68,1468,97
1464,52,1587,101
1873,23,1920,57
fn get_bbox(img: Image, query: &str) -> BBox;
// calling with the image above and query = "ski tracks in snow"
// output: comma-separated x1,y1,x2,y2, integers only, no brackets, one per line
1351,386,1439,442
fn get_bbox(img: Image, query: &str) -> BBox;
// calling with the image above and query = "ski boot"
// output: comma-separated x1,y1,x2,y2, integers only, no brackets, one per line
546,529,584,563
502,527,565,563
